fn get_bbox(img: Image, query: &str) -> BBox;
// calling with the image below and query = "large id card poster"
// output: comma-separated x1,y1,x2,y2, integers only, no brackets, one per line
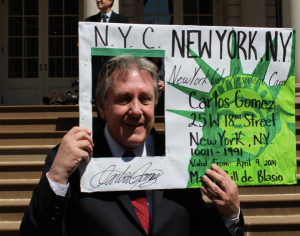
78,22,296,192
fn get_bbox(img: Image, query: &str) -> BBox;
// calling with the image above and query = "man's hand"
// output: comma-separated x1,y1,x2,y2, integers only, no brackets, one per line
158,80,165,92
48,127,94,185
201,164,240,219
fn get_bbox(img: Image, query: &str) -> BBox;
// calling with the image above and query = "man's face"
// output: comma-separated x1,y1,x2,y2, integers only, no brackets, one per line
96,0,112,12
99,68,155,149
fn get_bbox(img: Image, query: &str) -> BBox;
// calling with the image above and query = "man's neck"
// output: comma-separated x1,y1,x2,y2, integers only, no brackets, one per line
101,8,111,15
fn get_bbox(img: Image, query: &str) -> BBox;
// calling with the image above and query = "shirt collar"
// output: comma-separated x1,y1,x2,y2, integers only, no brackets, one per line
104,124,154,157
101,10,112,20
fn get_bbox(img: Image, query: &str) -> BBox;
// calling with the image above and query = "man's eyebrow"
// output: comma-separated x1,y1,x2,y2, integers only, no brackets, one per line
114,92,129,96
140,92,154,97
114,91,153,96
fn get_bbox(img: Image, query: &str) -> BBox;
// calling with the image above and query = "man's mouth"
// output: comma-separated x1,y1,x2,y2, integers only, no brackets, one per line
125,123,144,128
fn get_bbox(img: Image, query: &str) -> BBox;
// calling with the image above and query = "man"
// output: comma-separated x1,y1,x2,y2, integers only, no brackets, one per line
20,55,244,236
85,0,129,23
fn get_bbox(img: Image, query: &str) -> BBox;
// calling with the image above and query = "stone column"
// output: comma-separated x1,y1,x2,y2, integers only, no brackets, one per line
241,0,266,27
83,0,98,19
111,0,119,14
83,0,120,19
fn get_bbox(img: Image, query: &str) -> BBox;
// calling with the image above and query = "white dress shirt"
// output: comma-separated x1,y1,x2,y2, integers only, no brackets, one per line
100,10,112,22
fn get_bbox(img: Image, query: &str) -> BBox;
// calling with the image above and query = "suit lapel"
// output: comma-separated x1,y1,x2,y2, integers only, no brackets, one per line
109,11,118,23
117,193,145,232
94,11,102,22
117,191,165,235
151,190,164,229
152,190,164,215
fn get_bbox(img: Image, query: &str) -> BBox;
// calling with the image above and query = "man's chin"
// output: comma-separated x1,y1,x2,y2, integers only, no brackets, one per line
120,137,146,150
124,139,144,149
117,129,151,149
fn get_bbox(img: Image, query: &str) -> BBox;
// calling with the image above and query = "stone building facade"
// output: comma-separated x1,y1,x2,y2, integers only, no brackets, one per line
0,0,299,105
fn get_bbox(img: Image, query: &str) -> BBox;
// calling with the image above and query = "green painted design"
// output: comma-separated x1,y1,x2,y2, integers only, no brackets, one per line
81,86,87,94
167,109,205,122
91,48,165,58
167,83,210,101
82,59,88,66
188,48,222,83
167,29,296,188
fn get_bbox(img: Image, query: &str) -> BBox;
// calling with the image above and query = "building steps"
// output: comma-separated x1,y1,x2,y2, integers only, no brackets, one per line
0,222,20,236
0,104,298,236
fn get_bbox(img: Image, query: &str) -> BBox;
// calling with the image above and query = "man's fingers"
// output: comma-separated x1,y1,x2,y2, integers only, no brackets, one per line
71,150,90,164
202,175,226,199
78,149,90,163
205,166,231,192
77,140,93,157
201,186,219,202
203,165,240,219
67,126,92,137
211,164,232,179
73,130,94,146
210,164,235,187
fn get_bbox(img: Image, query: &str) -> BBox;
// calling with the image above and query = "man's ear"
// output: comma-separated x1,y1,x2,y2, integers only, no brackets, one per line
97,102,106,119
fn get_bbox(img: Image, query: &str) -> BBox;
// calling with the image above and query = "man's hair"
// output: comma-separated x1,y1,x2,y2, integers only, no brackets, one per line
95,55,159,109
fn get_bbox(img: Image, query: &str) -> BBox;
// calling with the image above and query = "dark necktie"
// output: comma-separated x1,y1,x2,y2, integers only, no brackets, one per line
102,15,108,22
122,151,150,235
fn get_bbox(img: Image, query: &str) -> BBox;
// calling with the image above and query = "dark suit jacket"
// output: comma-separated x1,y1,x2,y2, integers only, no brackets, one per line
20,127,244,236
85,11,129,23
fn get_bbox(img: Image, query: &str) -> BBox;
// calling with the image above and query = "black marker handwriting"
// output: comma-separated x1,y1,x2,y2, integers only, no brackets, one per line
90,162,164,189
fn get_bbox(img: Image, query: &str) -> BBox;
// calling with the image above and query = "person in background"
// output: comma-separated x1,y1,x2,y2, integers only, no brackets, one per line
85,0,129,23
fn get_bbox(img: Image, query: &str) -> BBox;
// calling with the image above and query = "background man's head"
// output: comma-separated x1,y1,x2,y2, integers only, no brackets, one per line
96,0,114,14
96,55,159,149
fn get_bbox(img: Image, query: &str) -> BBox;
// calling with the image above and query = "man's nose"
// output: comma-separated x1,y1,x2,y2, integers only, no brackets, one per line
129,100,142,116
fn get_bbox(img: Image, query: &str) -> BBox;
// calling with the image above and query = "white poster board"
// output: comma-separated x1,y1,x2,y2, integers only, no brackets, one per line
78,22,296,192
